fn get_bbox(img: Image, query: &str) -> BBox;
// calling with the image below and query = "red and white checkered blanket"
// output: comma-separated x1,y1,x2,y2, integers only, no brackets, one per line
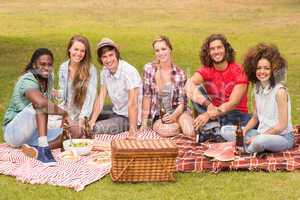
0,130,160,191
1,129,300,191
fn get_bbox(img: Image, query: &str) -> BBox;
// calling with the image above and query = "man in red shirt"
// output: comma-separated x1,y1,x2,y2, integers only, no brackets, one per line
185,34,250,142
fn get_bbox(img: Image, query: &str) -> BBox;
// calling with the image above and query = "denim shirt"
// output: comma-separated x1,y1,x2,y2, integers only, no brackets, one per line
59,60,98,119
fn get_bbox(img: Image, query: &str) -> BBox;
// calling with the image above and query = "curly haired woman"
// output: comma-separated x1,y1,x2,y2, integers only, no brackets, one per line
221,43,294,153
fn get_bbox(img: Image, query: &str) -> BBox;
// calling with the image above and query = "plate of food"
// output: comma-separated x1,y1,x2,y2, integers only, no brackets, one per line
92,141,111,152
60,150,79,160
63,139,93,156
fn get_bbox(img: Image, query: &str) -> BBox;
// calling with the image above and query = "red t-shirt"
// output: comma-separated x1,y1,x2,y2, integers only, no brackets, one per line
197,62,248,113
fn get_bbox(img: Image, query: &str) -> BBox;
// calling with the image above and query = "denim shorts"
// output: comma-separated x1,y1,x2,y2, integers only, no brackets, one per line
3,104,62,147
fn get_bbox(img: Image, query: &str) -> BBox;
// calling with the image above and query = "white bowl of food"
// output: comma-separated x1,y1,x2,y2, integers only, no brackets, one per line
63,139,93,156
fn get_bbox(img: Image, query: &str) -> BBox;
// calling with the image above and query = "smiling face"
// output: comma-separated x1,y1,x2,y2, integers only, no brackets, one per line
209,39,226,65
153,40,172,64
100,49,119,74
68,40,86,64
256,58,272,85
34,54,53,78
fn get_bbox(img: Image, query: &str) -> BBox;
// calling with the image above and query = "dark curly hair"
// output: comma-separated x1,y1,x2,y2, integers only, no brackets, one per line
243,43,287,90
200,34,235,67
23,48,54,73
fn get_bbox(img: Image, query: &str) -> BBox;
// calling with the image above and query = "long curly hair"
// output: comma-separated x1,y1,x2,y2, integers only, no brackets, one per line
200,34,235,67
67,35,92,107
243,43,287,90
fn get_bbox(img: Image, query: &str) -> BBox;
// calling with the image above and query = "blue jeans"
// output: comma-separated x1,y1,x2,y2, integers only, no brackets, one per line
220,125,295,153
192,86,250,126
3,104,62,147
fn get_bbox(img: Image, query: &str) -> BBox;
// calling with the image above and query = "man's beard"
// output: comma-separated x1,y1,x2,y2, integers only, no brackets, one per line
212,56,226,65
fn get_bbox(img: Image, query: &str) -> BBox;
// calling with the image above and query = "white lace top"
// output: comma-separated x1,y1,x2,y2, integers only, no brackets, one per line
255,83,293,135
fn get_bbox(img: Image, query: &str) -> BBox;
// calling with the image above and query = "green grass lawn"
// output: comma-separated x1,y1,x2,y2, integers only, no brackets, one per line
0,0,300,199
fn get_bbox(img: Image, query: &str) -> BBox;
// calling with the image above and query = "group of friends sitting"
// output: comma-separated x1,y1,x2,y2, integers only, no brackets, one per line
2,33,294,165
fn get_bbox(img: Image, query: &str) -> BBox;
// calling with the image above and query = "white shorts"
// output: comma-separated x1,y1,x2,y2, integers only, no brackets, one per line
3,104,62,147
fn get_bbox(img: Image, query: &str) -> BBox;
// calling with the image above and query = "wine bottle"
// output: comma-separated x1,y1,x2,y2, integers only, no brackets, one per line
84,117,93,139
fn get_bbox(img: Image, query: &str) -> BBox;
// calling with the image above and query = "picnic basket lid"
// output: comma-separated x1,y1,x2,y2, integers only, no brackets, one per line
111,139,178,157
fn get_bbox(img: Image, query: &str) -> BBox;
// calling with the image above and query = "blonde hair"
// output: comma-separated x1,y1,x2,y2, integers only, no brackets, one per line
152,35,173,50
152,35,173,65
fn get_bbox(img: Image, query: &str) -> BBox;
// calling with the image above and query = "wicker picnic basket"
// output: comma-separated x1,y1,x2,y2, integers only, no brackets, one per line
111,139,178,182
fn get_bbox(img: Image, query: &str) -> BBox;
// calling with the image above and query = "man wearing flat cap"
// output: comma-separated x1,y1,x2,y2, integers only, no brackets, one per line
89,38,142,138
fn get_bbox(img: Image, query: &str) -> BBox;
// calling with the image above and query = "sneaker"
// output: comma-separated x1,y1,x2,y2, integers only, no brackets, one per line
37,146,57,166
21,145,57,166
211,135,227,143
43,146,56,161
196,132,213,144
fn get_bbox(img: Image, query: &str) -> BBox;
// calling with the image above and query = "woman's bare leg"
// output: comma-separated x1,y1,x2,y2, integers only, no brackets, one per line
178,111,195,137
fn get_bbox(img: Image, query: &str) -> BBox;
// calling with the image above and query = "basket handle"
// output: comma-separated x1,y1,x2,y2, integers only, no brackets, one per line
158,157,175,181
115,157,135,180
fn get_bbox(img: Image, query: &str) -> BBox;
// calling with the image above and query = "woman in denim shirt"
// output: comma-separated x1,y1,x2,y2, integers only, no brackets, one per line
58,35,97,136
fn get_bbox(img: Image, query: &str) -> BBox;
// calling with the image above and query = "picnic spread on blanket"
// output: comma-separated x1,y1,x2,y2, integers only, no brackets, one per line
1,127,300,191
2,37,298,193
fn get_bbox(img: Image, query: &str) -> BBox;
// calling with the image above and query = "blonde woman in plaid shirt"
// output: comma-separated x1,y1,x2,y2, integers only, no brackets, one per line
141,35,194,137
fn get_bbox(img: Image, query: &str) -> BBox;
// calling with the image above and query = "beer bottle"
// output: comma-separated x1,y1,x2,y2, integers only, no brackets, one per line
235,118,244,154
61,122,69,152
159,99,166,124
192,106,198,119
84,116,93,139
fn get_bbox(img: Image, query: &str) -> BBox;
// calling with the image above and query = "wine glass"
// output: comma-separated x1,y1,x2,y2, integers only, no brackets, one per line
52,89,63,105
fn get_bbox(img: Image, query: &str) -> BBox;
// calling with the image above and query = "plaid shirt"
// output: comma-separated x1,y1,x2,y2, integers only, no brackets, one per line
142,62,187,122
